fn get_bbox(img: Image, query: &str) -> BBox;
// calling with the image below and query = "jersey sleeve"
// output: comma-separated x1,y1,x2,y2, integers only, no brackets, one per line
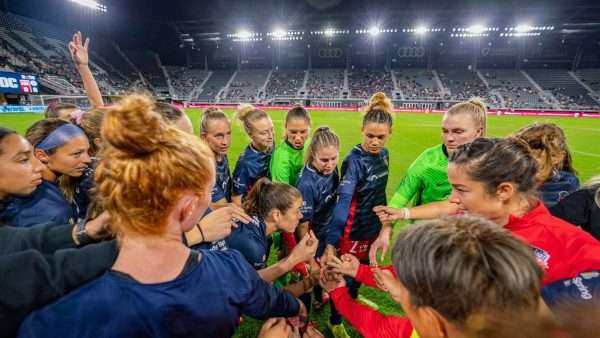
225,228,266,270
329,287,413,338
297,181,315,224
337,157,360,196
232,157,251,196
388,156,424,208
550,190,591,227
211,185,226,203
355,264,397,289
269,146,292,184
226,250,300,319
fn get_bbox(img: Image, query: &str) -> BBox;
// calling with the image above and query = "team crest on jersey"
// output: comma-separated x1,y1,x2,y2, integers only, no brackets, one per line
532,246,550,269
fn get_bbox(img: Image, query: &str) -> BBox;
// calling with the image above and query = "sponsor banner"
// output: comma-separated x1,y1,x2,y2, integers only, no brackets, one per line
185,103,600,117
0,105,46,113
0,71,39,94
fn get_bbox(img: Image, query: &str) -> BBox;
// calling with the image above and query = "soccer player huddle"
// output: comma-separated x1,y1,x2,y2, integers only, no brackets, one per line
1,32,600,338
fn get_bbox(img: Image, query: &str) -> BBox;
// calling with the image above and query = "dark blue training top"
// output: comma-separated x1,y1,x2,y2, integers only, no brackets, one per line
197,216,270,270
327,145,389,244
17,249,299,338
542,270,600,308
74,162,95,219
232,144,272,197
0,180,77,227
539,170,579,208
296,164,339,242
212,155,232,203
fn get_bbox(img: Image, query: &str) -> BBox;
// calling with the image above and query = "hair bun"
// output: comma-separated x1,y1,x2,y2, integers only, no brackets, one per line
102,94,166,157
467,97,486,110
367,92,394,113
235,103,256,122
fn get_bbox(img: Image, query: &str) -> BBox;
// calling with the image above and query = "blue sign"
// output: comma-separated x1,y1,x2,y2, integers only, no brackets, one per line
0,71,39,94
0,105,46,113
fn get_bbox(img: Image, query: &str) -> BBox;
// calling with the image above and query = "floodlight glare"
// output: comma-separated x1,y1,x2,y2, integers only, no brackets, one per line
324,28,335,37
368,26,380,36
237,30,252,39
467,25,486,34
272,29,286,38
515,25,532,33
69,0,106,12
415,26,428,35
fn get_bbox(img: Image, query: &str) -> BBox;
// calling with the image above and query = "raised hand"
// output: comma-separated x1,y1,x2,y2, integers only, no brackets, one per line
258,318,292,338
288,231,319,265
373,205,408,222
319,269,346,292
373,268,397,293
69,31,90,67
368,225,392,266
197,204,251,242
327,254,360,278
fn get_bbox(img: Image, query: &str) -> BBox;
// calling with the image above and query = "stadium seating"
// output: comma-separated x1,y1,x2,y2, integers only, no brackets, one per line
195,70,234,101
165,66,208,100
265,69,305,98
1,8,599,110
348,69,394,98
527,69,597,109
224,69,270,102
306,68,344,98
437,69,489,101
395,69,441,99
124,50,168,92
481,69,550,109
576,69,600,95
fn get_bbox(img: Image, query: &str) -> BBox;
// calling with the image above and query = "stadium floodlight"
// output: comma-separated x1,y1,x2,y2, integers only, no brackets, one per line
515,25,533,33
272,29,287,38
368,26,380,36
237,30,252,39
69,0,107,12
467,25,486,34
415,26,428,35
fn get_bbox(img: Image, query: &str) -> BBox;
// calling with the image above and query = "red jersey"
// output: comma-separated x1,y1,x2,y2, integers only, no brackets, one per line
330,264,415,338
506,202,600,286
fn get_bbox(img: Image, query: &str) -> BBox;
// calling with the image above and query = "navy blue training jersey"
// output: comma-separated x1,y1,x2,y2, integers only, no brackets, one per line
542,270,600,307
197,216,270,270
232,144,272,197
74,162,95,219
296,164,339,242
18,250,299,338
0,180,77,227
539,170,579,208
338,145,389,241
212,155,232,203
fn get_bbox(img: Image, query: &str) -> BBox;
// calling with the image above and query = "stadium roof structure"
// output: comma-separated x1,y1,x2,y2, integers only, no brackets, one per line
160,0,600,45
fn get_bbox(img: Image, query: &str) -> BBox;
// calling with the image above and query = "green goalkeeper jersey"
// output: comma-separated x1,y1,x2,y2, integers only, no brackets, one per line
389,144,451,208
269,140,304,186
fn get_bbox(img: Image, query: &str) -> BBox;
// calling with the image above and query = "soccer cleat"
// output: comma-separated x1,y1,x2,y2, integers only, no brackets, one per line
357,294,380,310
328,323,351,338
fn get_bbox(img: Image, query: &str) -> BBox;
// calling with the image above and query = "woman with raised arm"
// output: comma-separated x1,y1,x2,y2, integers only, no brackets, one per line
18,94,304,338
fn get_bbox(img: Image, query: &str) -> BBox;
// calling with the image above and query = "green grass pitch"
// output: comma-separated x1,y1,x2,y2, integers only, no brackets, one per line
1,109,599,337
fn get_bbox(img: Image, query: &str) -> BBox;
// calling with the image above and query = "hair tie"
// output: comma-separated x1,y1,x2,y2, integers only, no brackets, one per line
70,110,85,125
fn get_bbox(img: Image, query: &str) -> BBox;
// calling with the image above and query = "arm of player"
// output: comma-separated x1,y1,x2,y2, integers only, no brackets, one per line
329,287,414,338
232,251,302,319
69,31,103,108
258,232,318,282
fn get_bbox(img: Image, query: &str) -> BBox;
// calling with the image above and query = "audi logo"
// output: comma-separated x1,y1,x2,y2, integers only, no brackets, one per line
319,48,343,58
397,47,425,58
